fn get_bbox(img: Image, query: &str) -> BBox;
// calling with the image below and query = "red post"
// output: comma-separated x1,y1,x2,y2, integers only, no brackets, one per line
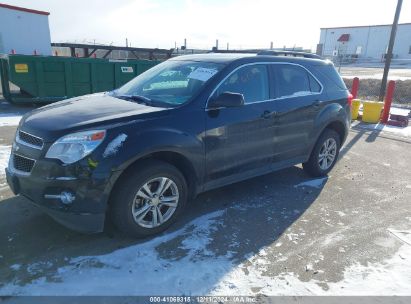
351,77,360,99
93,53,97,58
381,80,396,123
11,49,15,54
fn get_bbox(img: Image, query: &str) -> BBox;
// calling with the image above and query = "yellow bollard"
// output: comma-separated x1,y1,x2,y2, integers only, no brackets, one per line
362,101,384,123
351,99,361,120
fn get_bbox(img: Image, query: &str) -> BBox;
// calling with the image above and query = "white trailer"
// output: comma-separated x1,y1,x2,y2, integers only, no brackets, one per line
0,3,51,55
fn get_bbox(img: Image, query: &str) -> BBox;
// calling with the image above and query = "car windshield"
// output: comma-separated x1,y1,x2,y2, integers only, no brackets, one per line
112,60,224,107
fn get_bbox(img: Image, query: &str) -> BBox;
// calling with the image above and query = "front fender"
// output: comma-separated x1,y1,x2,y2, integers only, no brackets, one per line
96,125,204,184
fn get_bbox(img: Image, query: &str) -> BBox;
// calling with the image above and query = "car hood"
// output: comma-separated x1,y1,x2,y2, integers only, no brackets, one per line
19,93,169,141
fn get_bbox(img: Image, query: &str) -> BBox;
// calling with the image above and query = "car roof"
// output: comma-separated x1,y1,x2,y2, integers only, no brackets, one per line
169,53,327,65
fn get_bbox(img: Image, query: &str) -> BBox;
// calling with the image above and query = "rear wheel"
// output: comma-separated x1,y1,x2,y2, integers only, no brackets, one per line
111,160,188,238
303,129,340,177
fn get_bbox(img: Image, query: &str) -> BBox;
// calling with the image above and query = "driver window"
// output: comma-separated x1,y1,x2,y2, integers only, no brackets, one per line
215,65,269,104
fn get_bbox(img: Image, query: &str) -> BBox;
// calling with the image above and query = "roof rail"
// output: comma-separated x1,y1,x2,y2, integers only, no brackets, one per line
209,49,258,54
257,50,322,59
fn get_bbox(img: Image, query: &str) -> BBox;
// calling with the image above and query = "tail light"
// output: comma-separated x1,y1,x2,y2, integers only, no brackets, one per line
347,93,353,108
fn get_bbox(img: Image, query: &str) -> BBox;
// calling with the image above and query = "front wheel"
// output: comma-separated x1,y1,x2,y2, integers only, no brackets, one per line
110,160,188,238
303,129,341,177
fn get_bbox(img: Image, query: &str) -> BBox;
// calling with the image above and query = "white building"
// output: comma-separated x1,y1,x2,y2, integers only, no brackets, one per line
0,3,51,55
318,23,411,61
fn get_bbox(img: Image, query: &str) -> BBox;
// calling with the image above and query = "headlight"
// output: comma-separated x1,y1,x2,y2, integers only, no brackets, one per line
46,130,106,164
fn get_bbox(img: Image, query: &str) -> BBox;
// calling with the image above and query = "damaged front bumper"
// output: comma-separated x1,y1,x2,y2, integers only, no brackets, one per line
5,152,120,233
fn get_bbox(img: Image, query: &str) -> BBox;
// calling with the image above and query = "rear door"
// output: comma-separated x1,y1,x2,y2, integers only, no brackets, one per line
270,64,323,162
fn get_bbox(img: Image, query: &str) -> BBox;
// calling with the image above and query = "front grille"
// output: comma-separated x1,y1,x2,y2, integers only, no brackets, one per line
18,131,43,148
13,154,35,173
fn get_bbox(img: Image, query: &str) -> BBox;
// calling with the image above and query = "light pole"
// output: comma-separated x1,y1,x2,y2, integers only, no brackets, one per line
379,0,402,101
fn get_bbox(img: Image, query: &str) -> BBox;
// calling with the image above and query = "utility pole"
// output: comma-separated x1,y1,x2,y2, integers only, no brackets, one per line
270,41,273,49
215,39,219,50
379,0,402,101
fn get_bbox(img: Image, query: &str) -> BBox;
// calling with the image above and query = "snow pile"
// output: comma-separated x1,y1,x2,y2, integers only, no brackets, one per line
0,145,11,175
0,113,22,127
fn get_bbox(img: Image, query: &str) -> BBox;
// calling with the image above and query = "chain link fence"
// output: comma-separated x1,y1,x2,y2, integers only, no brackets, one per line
343,78,411,106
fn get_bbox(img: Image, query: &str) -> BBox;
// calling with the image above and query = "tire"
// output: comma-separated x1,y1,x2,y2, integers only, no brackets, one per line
110,160,188,238
303,129,341,177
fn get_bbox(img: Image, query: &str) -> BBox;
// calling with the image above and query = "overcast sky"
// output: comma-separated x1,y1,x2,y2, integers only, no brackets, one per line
4,0,411,51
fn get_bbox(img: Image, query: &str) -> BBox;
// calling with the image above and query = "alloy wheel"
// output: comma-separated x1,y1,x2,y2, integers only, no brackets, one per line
318,138,337,170
131,177,179,228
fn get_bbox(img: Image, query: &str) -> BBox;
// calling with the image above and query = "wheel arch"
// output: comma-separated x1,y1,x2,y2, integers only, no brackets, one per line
324,120,347,144
308,119,347,158
108,150,199,207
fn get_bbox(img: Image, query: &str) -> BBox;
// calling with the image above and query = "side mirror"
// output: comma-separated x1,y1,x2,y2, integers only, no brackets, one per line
208,92,245,109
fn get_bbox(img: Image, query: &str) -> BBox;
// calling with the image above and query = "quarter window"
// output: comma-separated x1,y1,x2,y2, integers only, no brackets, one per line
215,65,269,103
274,65,321,98
308,73,321,93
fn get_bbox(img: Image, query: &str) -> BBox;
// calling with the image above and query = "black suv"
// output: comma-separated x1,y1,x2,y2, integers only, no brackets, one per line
6,51,351,237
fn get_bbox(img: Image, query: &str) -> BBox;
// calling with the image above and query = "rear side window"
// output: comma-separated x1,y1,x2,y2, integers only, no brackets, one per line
313,64,347,90
273,65,321,98
215,64,269,103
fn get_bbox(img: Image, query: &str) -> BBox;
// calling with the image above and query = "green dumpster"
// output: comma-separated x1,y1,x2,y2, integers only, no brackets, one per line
0,54,161,104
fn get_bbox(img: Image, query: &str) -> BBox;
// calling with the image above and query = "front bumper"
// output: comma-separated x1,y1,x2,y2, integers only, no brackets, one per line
5,155,117,233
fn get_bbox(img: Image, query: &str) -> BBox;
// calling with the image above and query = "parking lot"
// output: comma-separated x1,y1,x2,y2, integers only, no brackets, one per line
0,101,410,295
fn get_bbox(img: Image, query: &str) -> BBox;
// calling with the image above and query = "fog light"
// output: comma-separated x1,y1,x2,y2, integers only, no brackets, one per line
44,191,76,205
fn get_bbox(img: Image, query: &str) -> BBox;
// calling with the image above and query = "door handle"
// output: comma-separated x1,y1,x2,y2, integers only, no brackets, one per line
261,110,278,119
261,110,271,119
313,100,321,108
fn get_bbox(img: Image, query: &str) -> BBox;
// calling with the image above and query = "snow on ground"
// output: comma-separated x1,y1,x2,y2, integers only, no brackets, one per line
352,106,411,138
355,122,411,138
0,145,11,176
294,177,328,189
390,107,411,116
2,199,410,296
0,113,22,127
1,210,230,295
214,240,411,295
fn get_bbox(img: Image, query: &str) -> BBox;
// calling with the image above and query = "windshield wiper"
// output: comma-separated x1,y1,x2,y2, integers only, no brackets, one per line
117,94,153,105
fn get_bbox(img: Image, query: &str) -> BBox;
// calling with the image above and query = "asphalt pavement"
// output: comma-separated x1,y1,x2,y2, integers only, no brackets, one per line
0,102,410,295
